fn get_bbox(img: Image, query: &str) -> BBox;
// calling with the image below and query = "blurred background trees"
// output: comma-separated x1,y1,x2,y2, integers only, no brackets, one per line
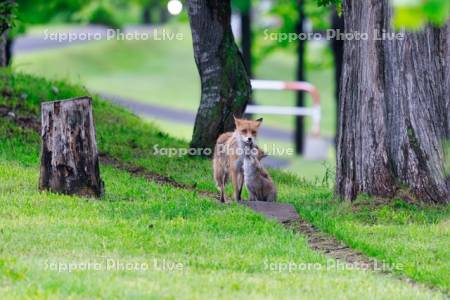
0,0,16,66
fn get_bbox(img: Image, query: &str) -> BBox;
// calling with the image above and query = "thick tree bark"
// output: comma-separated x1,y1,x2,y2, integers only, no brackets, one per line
39,97,104,198
337,0,450,204
187,0,252,152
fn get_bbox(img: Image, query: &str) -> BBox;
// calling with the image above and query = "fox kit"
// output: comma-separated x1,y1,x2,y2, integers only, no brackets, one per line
213,116,263,202
243,144,277,202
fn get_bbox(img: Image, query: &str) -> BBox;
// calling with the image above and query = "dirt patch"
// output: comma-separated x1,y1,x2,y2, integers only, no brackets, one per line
351,190,441,214
0,105,41,132
290,219,378,269
99,153,186,189
0,105,10,116
15,116,41,132
351,197,393,213
98,153,221,201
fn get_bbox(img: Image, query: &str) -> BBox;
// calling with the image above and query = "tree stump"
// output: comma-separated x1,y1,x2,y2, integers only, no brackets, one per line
39,97,104,198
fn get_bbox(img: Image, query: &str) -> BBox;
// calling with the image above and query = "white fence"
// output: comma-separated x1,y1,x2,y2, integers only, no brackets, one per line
246,80,321,136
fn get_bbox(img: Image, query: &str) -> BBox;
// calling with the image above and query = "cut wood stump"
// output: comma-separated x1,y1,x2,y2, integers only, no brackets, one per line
39,97,104,198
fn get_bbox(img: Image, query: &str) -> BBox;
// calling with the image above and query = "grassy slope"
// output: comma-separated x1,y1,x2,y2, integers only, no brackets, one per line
0,72,448,298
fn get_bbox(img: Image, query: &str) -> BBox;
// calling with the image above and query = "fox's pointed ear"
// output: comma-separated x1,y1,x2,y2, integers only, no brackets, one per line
256,118,263,127
233,115,241,127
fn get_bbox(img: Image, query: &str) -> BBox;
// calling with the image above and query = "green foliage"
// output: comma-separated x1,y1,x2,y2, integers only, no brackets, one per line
316,0,340,7
0,0,17,31
253,0,334,66
232,0,253,13
11,0,134,37
393,0,450,29
73,1,122,28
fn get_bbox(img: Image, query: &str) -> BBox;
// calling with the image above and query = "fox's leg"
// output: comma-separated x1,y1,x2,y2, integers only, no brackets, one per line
267,191,276,202
213,158,227,203
266,187,277,202
237,171,244,201
219,172,228,203
230,168,241,201
219,185,225,203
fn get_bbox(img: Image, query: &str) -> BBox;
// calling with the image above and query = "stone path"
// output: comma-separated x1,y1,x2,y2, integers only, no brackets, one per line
239,201,299,224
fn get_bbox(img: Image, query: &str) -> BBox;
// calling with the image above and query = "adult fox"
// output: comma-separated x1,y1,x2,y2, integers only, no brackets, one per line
213,116,263,202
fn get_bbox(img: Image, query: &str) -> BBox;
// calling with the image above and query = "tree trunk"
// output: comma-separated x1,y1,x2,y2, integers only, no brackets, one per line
337,0,450,204
187,0,252,153
295,0,306,154
159,6,169,23
331,10,344,144
5,37,13,66
240,3,254,118
39,97,104,198
241,6,252,77
0,31,8,67
142,4,153,24
0,0,14,67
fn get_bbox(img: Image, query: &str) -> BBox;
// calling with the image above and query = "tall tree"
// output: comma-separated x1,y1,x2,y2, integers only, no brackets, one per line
0,0,15,67
234,0,252,76
295,0,306,154
188,0,252,152
331,9,343,143
336,0,449,204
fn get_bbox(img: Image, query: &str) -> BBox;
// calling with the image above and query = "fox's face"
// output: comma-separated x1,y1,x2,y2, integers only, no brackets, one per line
234,116,263,145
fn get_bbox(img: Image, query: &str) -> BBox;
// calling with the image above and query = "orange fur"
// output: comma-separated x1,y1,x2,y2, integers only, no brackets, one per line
213,117,263,202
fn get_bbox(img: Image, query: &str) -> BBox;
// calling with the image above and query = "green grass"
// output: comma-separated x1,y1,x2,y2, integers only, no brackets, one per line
0,71,448,298
0,163,442,299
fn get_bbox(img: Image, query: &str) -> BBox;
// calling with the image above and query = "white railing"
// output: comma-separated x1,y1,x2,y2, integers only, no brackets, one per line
246,80,321,136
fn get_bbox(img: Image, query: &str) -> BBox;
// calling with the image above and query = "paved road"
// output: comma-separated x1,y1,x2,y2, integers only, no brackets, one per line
13,25,109,54
100,93,294,141
13,25,174,54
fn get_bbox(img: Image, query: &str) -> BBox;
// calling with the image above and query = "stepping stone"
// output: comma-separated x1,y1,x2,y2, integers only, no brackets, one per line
239,201,299,224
